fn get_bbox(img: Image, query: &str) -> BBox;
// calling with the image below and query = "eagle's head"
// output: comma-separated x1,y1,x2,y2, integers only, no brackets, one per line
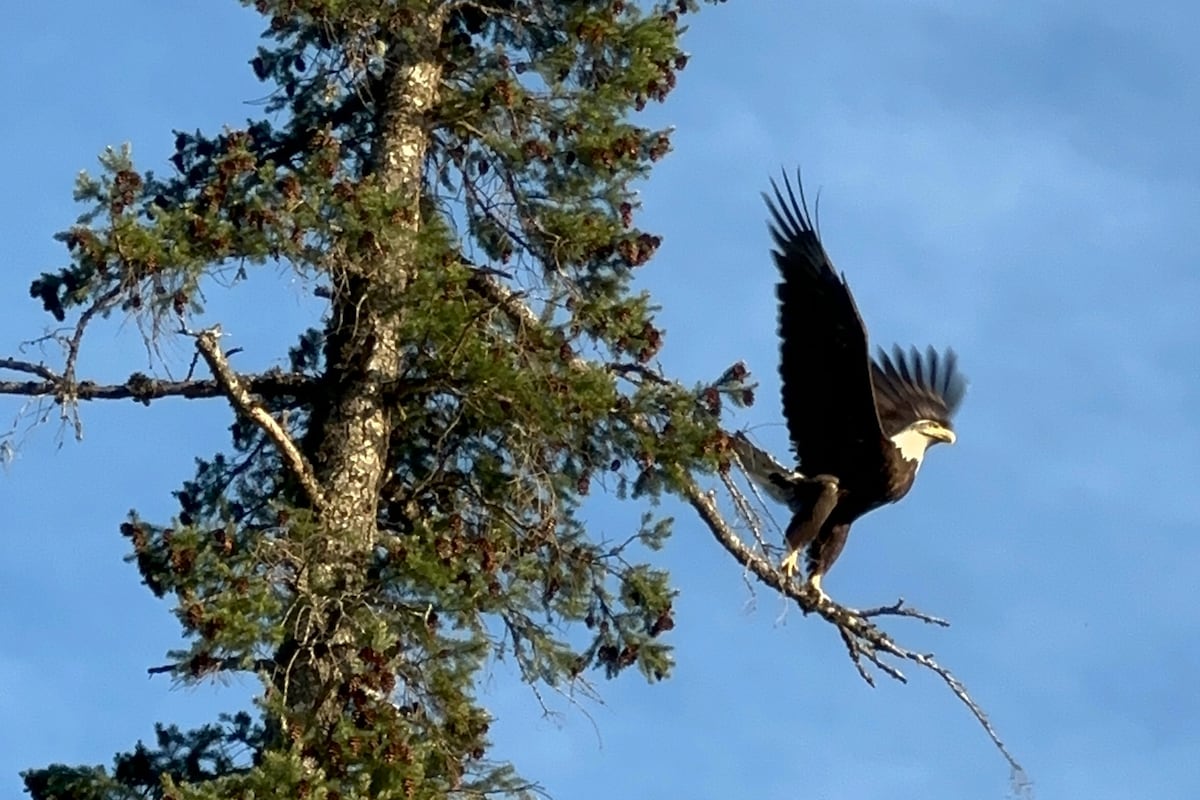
912,418,956,446
890,418,956,465
871,345,966,466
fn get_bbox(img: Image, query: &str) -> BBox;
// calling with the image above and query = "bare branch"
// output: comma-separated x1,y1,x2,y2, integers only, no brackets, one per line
605,361,670,385
679,475,1026,779
189,326,327,512
857,598,950,627
682,476,827,610
39,286,124,439
147,656,276,677
0,364,315,404
0,358,60,382
62,287,122,394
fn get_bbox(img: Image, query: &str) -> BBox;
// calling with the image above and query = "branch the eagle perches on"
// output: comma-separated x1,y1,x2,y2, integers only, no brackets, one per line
684,448,1026,781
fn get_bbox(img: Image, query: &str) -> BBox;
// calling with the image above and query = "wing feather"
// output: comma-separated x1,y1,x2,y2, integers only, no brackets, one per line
766,171,889,480
871,344,967,436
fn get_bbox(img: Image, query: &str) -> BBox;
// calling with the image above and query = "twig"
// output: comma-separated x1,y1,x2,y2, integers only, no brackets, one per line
184,348,203,381
721,459,776,559
58,286,123,439
606,362,670,385
62,287,122,392
856,598,950,627
718,469,775,602
187,326,327,512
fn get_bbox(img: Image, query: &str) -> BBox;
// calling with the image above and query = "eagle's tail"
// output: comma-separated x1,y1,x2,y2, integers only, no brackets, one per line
728,432,806,510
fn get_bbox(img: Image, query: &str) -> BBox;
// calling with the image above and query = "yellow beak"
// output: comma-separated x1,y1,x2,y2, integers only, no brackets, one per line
927,424,956,445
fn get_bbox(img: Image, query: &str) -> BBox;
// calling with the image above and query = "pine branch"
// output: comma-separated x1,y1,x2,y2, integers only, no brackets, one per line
188,326,326,512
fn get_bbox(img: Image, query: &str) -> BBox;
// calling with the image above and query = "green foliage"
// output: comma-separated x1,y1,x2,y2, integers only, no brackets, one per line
23,715,264,800
22,1,732,798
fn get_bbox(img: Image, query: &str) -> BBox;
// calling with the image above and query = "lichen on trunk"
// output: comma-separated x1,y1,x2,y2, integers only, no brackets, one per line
308,10,446,555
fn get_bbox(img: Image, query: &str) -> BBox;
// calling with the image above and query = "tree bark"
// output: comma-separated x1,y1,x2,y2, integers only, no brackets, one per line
310,14,446,551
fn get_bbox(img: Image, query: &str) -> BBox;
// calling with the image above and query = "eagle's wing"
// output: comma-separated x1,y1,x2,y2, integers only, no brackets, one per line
871,345,967,436
766,171,888,479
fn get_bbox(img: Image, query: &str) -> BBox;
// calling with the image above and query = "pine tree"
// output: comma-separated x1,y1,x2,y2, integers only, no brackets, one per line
7,1,735,798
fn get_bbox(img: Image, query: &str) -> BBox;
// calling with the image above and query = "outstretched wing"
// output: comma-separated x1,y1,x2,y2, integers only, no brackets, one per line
766,171,888,479
871,345,967,436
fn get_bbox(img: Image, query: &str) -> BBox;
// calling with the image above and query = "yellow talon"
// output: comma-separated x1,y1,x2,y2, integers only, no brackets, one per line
806,573,830,605
780,551,801,578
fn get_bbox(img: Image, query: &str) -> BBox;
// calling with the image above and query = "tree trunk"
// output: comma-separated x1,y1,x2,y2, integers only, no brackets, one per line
312,13,445,551
280,8,446,738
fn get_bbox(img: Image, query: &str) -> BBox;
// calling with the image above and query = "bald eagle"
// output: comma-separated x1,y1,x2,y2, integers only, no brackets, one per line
733,172,966,600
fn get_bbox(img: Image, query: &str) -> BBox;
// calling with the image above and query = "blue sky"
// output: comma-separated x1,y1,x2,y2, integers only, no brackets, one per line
2,1,1199,798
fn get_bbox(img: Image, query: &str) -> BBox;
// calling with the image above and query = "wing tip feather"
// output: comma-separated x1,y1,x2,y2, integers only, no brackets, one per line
873,343,968,421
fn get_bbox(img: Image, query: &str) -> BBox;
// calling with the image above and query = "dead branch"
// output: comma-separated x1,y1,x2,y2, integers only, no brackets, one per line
188,326,327,512
464,268,544,346
857,598,950,626
680,475,1026,779
0,358,60,383
606,361,671,385
0,358,316,404
147,656,276,677
61,287,122,397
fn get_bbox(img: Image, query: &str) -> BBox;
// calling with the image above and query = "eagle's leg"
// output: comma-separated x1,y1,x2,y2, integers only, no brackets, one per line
805,522,851,603
779,475,840,581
